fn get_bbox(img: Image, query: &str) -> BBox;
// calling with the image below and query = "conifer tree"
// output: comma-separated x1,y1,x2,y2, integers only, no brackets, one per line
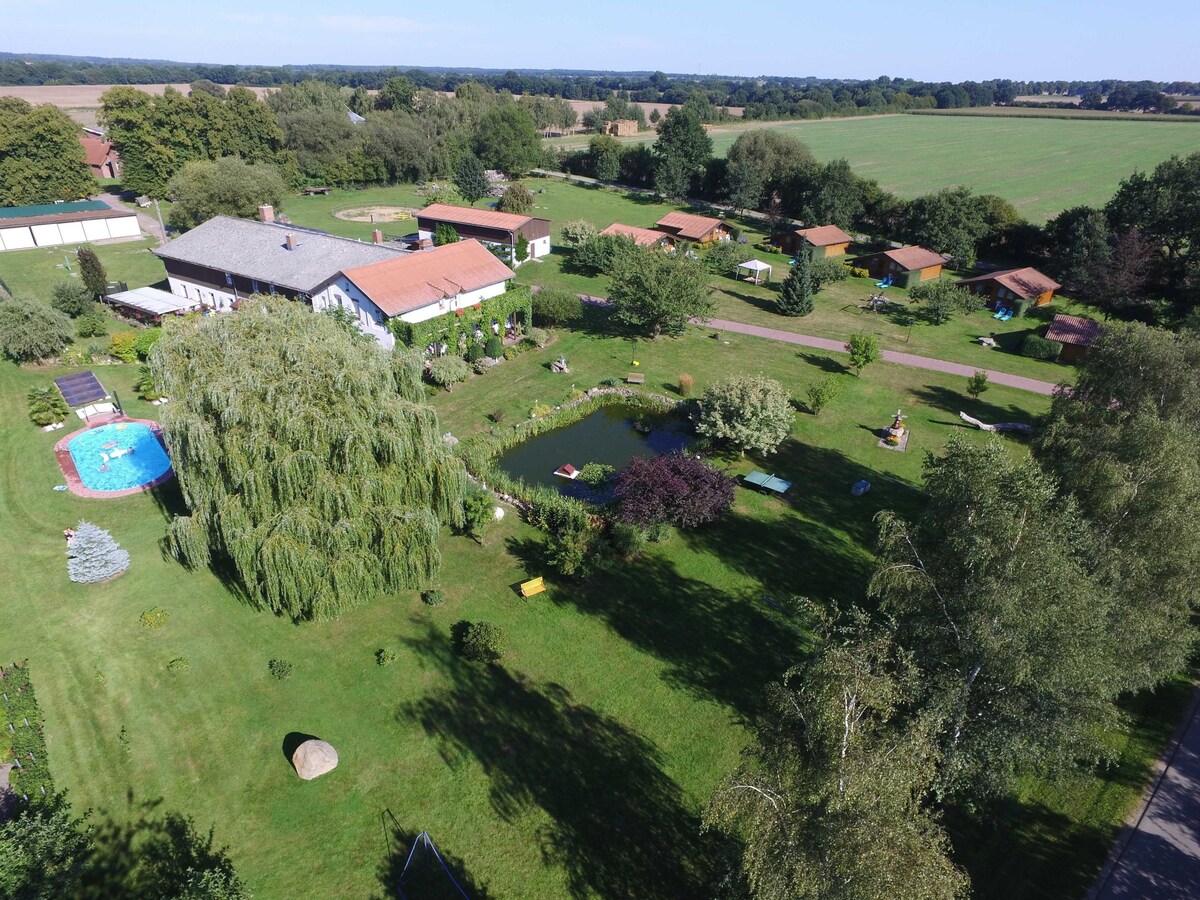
67,522,131,584
777,252,814,316
153,297,466,622
76,247,108,298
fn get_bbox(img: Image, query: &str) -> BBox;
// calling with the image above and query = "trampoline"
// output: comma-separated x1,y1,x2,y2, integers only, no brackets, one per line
54,371,109,408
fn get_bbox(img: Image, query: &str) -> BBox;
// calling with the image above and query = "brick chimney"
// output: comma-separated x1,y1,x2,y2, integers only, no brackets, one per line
258,204,275,223
285,234,297,251
372,228,383,245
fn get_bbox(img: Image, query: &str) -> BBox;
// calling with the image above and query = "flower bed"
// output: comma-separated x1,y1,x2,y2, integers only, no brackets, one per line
2,661,53,803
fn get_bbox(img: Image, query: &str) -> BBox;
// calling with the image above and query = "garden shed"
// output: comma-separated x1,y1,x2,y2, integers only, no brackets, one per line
1044,314,1103,363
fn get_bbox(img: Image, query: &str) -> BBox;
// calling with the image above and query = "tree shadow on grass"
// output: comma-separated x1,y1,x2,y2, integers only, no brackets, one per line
375,818,497,900
398,625,718,899
911,385,1047,430
796,351,848,375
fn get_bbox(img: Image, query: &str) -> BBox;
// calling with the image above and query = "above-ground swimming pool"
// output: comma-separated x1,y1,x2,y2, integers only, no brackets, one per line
64,421,173,494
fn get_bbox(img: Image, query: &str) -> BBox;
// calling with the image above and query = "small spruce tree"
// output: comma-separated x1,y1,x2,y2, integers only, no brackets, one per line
67,522,131,583
777,252,814,316
76,247,108,297
434,222,460,246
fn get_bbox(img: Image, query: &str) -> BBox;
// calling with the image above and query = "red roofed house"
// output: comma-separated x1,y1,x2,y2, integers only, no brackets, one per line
336,240,516,334
851,246,946,288
955,267,1061,311
780,224,853,258
80,135,121,179
1044,314,1103,363
599,222,675,249
416,203,550,266
654,211,730,245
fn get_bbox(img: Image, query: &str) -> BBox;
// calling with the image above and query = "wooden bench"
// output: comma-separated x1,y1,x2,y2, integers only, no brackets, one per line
625,373,645,385
301,186,333,196
519,576,546,597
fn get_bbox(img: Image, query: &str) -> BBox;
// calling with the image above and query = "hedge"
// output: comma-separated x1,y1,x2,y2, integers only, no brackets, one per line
1022,334,1063,360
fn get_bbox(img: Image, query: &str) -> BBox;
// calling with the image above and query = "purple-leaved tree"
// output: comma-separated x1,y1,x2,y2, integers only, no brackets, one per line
614,453,735,528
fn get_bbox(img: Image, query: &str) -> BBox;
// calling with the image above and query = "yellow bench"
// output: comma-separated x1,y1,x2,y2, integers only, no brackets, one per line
519,576,546,597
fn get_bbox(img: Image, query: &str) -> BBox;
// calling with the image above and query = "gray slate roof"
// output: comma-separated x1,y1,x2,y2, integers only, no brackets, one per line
154,216,406,293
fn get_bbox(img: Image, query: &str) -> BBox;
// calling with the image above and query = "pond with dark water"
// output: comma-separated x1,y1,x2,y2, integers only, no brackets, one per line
496,404,691,501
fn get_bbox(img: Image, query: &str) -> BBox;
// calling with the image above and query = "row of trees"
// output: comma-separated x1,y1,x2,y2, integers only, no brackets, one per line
6,54,1196,118
711,323,1200,896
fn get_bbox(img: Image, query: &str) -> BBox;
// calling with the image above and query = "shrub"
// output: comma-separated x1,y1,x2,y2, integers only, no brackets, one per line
529,402,554,418
559,219,597,248
614,453,736,528
135,365,164,401
376,648,399,666
488,409,506,424
529,327,550,348
811,258,850,291
806,375,844,415
166,657,189,672
573,233,639,275
433,222,459,245
140,607,169,629
428,355,471,391
533,287,584,326
455,620,506,662
134,327,163,360
66,522,131,584
51,281,94,318
465,342,484,363
607,522,646,560
846,332,881,375
1022,334,1063,360
577,462,614,486
697,375,795,455
268,658,293,680
484,334,503,359
967,370,990,399
0,297,74,362
600,377,620,387
502,345,519,360
75,307,109,338
471,358,491,374
851,267,869,278
461,490,494,541
497,182,534,215
421,589,445,606
27,385,68,426
909,281,978,325
677,372,695,397
756,242,782,254
704,241,745,276
108,331,138,363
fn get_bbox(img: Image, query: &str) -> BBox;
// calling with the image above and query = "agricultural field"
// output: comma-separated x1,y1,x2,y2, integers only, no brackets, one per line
549,113,1200,221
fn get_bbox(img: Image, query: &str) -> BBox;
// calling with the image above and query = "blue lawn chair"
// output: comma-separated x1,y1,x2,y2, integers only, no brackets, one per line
1000,309,1014,321
992,306,1006,319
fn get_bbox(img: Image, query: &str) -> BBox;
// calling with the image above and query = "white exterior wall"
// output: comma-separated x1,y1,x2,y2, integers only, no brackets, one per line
399,280,508,324
167,277,238,311
0,226,35,251
0,213,139,251
527,235,551,260
320,277,389,329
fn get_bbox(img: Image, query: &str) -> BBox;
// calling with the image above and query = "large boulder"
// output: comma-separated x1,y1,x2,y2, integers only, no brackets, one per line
291,738,338,780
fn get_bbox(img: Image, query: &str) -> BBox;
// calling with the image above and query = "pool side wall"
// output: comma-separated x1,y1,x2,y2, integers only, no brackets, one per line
54,414,175,499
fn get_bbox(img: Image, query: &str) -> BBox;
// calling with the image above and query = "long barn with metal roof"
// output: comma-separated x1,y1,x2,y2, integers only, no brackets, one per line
0,200,141,252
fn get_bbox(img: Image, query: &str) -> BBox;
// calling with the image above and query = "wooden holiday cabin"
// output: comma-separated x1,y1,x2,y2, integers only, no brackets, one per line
955,267,1061,309
1044,314,1103,363
780,224,853,258
654,211,730,246
851,246,946,287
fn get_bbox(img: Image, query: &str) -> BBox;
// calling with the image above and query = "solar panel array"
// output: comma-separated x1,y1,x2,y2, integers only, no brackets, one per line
54,371,109,407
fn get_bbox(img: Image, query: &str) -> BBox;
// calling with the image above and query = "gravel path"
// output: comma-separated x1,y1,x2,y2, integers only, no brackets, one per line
705,318,1060,395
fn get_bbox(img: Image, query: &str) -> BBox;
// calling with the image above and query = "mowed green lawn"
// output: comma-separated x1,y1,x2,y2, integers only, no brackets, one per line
550,114,1200,221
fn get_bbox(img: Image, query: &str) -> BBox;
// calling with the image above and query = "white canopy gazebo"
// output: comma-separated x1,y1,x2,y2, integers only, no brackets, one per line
736,259,773,285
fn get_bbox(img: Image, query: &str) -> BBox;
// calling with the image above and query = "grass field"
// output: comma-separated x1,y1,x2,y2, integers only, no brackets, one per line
548,114,1200,221
1,296,1191,896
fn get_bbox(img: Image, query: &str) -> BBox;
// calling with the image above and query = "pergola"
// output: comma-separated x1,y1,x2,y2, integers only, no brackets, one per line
736,258,773,284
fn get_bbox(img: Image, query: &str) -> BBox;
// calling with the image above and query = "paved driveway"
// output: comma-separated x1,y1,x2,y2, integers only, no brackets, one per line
1091,686,1200,898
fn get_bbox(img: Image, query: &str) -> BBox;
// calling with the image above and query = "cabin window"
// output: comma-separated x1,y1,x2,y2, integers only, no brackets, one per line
224,273,233,286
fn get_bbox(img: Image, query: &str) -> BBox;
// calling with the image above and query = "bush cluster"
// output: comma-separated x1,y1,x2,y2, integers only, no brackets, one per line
1022,334,1063,360
268,658,293,680
454,620,507,662
2,662,54,800
421,589,445,606
140,607,169,629
376,648,399,666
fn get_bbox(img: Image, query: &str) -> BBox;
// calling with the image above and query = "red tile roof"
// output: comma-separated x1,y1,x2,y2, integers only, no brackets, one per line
80,135,114,168
655,211,726,241
795,224,853,247
1045,314,1103,347
341,239,515,317
956,267,1061,299
881,246,947,271
599,222,671,247
417,203,546,232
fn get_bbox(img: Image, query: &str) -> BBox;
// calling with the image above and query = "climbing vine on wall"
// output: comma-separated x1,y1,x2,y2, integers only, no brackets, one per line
390,285,533,352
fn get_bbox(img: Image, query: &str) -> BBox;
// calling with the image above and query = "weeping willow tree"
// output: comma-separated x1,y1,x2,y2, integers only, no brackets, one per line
152,297,466,621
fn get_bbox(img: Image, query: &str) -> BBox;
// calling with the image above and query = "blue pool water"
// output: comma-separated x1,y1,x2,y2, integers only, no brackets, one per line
67,422,173,492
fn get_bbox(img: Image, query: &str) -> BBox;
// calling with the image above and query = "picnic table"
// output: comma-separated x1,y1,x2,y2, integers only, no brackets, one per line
301,186,333,196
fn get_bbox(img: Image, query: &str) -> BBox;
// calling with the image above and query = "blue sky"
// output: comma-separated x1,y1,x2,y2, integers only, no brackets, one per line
1,0,1197,81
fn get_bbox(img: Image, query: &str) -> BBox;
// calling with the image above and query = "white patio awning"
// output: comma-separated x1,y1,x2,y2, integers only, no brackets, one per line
104,287,198,317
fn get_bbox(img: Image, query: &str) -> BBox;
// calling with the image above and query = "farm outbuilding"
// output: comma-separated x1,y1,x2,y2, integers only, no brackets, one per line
851,246,946,287
80,135,121,179
599,222,674,249
1044,314,1103,363
605,119,639,136
955,267,1061,310
0,201,140,252
654,212,730,245
416,204,551,265
780,224,854,258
